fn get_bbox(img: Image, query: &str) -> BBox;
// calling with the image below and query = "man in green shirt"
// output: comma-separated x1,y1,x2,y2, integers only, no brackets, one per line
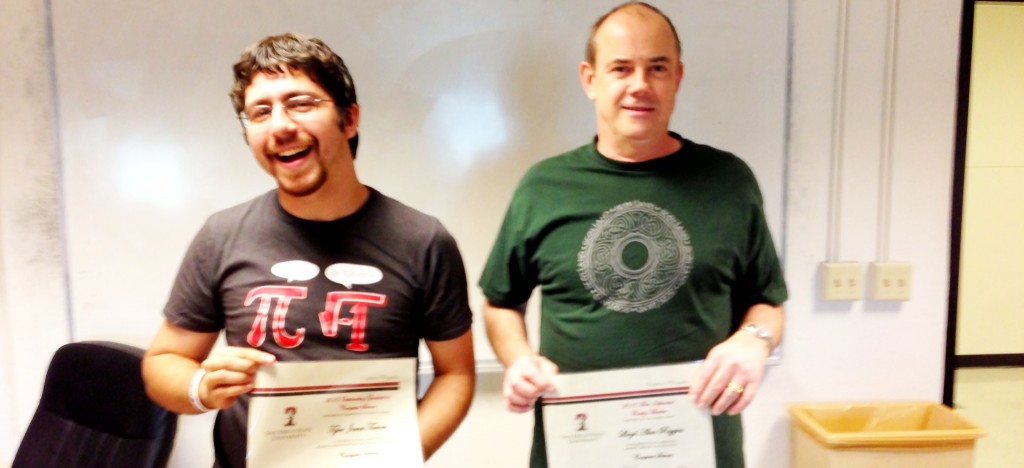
479,2,788,466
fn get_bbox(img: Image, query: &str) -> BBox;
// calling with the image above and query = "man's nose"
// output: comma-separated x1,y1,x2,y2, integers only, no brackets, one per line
629,69,652,93
268,106,298,130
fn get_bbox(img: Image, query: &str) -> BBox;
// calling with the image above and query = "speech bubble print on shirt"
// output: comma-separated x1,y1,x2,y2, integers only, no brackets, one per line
270,260,320,282
325,263,384,288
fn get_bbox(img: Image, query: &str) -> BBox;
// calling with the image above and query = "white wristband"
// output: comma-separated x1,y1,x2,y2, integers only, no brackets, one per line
188,368,213,413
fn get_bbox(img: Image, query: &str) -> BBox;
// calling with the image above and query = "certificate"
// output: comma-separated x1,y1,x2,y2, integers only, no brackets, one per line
247,358,423,468
541,362,714,468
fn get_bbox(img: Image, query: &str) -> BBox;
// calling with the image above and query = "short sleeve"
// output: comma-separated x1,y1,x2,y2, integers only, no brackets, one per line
421,225,473,341
163,219,225,332
478,184,539,309
730,176,788,329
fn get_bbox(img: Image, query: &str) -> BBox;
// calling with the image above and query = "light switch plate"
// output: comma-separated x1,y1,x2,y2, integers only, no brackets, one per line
821,262,862,301
870,262,911,301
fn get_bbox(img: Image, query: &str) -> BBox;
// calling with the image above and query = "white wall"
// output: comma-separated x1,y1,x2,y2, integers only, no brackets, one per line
47,0,789,362
755,1,962,466
0,1,964,467
0,0,71,461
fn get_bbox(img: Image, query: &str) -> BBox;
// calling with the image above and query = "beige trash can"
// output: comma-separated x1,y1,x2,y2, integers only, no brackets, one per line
789,401,985,468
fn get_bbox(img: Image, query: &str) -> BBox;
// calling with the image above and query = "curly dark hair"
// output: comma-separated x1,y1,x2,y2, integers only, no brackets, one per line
230,33,359,157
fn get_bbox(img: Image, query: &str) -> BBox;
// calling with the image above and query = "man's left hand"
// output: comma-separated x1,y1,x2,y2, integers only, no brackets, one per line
690,331,772,416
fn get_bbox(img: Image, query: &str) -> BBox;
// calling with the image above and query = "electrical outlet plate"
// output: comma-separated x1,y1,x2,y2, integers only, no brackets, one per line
821,262,862,301
870,262,911,301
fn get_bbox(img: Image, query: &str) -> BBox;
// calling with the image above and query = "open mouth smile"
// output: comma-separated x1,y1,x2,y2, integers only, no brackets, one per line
274,145,312,163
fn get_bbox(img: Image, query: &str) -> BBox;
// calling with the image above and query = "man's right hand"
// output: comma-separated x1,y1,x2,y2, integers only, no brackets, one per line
502,355,559,413
197,346,276,410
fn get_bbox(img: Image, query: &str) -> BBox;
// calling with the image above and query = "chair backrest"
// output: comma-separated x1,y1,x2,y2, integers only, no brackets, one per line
13,341,178,468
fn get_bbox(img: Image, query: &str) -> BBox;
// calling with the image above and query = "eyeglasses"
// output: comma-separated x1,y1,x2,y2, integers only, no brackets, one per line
239,96,334,129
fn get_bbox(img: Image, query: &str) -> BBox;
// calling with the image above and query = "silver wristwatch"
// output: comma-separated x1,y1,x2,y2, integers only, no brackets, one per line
741,323,774,348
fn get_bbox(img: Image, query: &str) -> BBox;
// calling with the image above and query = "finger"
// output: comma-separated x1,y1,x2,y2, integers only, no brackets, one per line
205,367,258,387
700,357,751,407
690,361,713,405
690,378,706,403
203,354,275,375
509,378,543,398
503,366,543,411
206,383,253,409
209,347,276,364
202,357,259,375
536,357,560,391
697,367,739,411
505,399,534,413
228,347,277,364
516,359,551,388
505,390,538,410
726,380,759,416
703,378,738,415
198,367,255,410
694,371,727,409
210,382,253,400
518,357,558,393
503,381,539,413
710,385,744,415
710,376,759,416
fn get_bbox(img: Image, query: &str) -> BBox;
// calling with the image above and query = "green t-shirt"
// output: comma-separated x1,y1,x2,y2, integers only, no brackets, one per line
480,134,788,467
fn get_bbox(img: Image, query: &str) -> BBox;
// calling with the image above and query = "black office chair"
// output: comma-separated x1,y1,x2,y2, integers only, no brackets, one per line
13,341,178,468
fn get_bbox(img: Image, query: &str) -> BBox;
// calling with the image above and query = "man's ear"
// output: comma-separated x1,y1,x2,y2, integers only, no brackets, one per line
341,103,360,138
579,61,597,100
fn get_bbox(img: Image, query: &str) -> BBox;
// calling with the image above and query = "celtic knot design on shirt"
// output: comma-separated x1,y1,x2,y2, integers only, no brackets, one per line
577,201,692,313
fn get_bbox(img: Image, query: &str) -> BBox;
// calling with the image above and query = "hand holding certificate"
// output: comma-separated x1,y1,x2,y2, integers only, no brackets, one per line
247,358,423,468
541,362,714,468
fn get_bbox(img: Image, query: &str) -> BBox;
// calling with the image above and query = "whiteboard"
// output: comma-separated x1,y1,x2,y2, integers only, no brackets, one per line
52,0,789,364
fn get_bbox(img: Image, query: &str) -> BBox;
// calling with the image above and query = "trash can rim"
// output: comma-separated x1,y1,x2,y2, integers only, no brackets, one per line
788,400,986,449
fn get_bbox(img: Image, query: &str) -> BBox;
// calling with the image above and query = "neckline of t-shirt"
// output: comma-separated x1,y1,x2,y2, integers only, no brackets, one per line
271,187,379,229
587,132,690,172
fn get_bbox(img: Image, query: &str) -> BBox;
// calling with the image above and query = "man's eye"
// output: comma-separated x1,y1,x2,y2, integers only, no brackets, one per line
249,106,272,121
288,98,318,112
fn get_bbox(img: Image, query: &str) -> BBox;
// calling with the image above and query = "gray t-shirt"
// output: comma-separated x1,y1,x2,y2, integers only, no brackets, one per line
165,188,472,468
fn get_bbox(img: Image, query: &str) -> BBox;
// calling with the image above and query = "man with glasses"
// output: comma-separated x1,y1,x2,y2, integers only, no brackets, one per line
142,33,474,467
480,2,787,467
